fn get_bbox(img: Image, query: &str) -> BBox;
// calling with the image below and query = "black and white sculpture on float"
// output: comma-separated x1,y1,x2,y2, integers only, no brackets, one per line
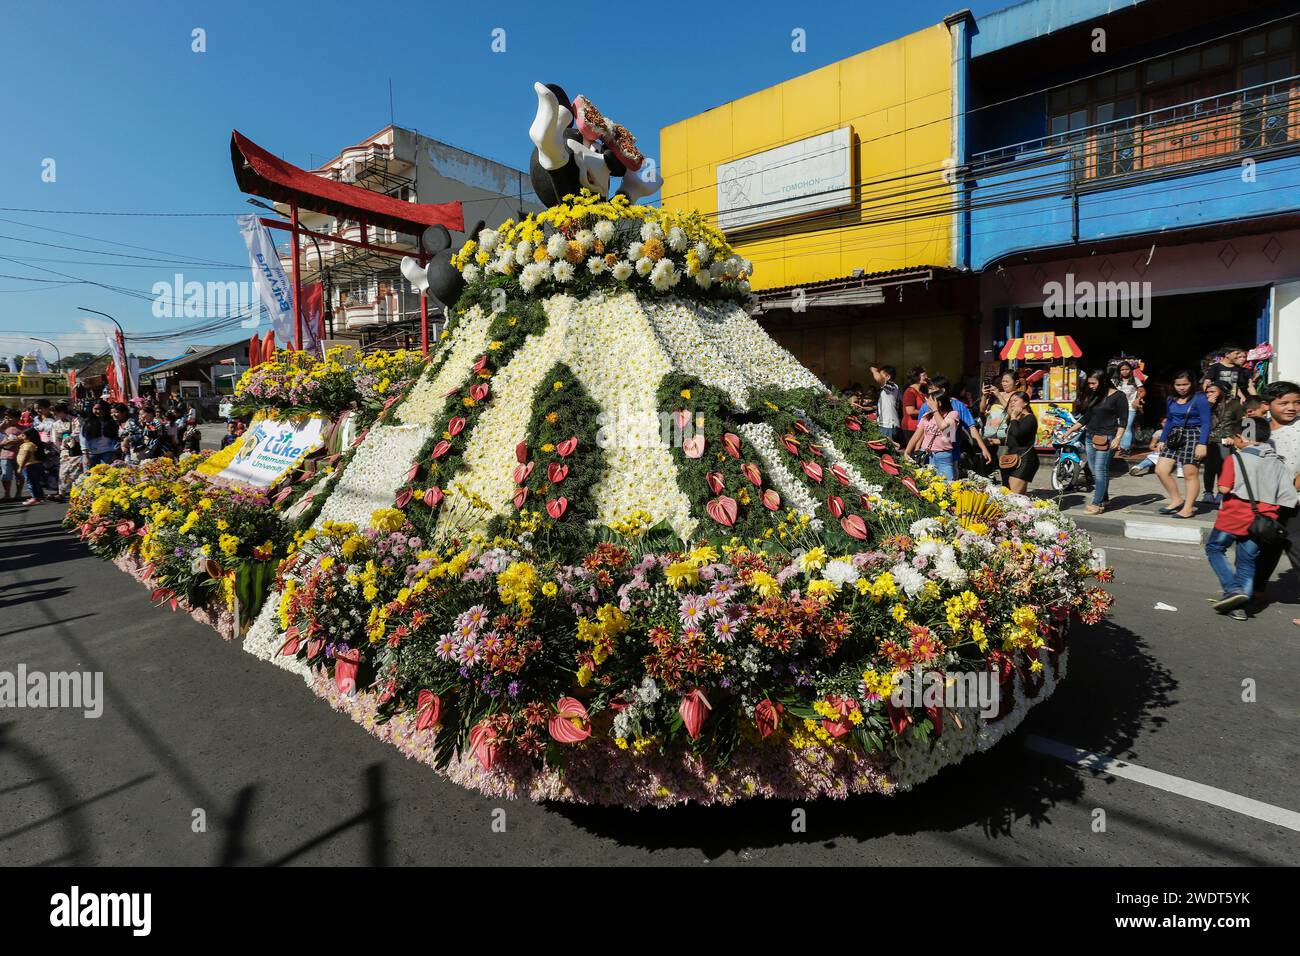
402,81,663,310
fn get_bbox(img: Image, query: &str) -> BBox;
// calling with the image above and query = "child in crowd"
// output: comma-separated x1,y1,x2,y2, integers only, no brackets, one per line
16,427,47,506
0,408,22,501
1207,416,1297,619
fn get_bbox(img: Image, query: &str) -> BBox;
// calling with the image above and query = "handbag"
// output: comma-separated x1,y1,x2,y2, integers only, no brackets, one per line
1090,434,1111,450
1165,400,1194,450
1232,449,1288,546
998,453,1021,470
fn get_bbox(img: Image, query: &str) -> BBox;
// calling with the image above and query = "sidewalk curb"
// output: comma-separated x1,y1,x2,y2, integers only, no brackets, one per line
1068,511,1209,545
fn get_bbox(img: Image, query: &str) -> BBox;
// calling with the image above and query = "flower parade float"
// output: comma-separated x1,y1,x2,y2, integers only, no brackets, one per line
67,83,1112,808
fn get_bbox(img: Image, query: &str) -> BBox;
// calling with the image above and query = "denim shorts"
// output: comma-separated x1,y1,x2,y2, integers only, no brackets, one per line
0,458,15,482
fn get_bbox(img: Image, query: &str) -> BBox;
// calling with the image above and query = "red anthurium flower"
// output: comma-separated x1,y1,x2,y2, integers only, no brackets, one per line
859,493,874,509
514,461,535,484
722,433,742,458
679,688,712,740
516,440,529,463
334,648,360,696
886,700,912,736
681,434,705,459
754,699,783,739
879,454,900,475
741,462,762,486
547,462,569,484
866,439,887,451
706,495,738,527
469,382,490,402
469,721,501,771
831,464,851,485
926,704,944,738
424,486,444,509
809,443,825,458
900,475,920,496
802,460,824,483
443,386,461,398
405,463,420,483
846,417,862,432
840,514,869,540
472,354,489,374
556,436,579,458
761,488,781,510
512,486,529,510
415,690,442,733
827,495,845,518
793,419,810,435
395,487,413,508
820,696,856,738
447,416,467,437
306,637,324,660
705,471,725,495
279,627,301,657
548,697,591,744
546,497,568,520
431,440,451,460
274,487,293,505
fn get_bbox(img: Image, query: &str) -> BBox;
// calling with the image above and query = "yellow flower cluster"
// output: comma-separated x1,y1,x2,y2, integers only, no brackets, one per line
497,561,538,615
608,509,654,538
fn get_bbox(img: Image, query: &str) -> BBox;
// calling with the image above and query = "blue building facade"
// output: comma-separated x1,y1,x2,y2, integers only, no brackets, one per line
959,0,1300,384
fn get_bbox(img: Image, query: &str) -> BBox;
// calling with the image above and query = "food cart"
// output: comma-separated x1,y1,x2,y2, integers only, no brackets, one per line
1000,331,1083,448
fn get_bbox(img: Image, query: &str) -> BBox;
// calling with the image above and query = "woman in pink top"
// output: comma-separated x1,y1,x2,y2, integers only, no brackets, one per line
904,388,960,479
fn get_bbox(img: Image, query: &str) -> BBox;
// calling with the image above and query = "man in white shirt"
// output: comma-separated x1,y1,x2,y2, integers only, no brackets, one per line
1253,381,1300,618
870,364,902,445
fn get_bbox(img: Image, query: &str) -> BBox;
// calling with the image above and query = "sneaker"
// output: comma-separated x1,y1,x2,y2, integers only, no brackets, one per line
22,498,40,506
1213,591,1250,612
1229,608,1248,622
1128,465,1152,477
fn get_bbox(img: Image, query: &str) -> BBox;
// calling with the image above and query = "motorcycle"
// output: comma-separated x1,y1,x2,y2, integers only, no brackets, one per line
1041,404,1091,492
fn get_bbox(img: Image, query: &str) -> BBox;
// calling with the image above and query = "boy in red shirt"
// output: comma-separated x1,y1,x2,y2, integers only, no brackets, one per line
1207,418,1298,619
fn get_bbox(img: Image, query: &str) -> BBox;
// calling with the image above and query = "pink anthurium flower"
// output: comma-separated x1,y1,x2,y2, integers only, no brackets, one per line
679,688,712,740
681,434,705,458
831,464,851,485
547,462,569,484
705,471,725,494
793,419,810,435
741,462,762,486
900,475,920,496
424,486,444,509
431,440,451,460
472,354,489,374
334,648,360,696
706,495,738,527
406,463,420,483
867,439,888,451
802,460,824,483
274,486,293,505
516,440,529,463
674,409,691,431
469,382,490,402
395,487,413,508
279,626,301,657
469,721,501,771
447,416,467,436
761,488,781,510
548,697,591,743
306,637,324,660
556,436,579,458
840,514,869,540
546,497,568,520
512,486,529,510
513,461,535,484
879,454,900,475
721,433,742,459
415,690,442,733
755,699,783,739
827,494,845,518
809,443,825,459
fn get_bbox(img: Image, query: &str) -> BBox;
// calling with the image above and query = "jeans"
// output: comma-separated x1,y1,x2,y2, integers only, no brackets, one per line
86,450,116,466
930,449,957,480
1085,443,1114,505
878,426,898,445
1206,528,1259,596
22,463,45,501
1119,408,1137,454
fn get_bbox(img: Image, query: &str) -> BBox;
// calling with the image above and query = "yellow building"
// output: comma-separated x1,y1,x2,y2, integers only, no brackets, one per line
660,17,977,389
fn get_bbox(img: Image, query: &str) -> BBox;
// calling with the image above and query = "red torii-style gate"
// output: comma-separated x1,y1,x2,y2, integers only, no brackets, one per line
230,130,465,355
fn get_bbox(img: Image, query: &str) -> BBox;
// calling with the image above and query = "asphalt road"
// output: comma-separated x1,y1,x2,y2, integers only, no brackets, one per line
2,501,1298,866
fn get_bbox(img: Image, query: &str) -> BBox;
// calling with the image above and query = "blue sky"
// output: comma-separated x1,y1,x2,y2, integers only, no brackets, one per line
0,0,1002,363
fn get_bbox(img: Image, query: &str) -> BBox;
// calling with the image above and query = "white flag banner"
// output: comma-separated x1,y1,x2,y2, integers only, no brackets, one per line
106,333,127,396
237,214,295,342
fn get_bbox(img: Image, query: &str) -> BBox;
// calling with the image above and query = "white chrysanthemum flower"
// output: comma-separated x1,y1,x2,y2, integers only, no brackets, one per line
612,260,633,281
552,260,575,283
587,256,606,275
890,563,927,598
667,226,688,252
635,256,654,276
628,240,644,261
461,264,480,283
740,258,753,274
574,229,595,250
650,259,677,290
823,559,860,588
514,240,533,265
709,260,727,279
594,220,614,244
546,233,567,258
477,228,499,253
640,221,664,242
519,262,548,293
693,241,712,264
693,271,712,290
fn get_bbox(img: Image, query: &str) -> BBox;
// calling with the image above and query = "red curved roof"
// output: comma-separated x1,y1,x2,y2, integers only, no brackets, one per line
231,130,463,235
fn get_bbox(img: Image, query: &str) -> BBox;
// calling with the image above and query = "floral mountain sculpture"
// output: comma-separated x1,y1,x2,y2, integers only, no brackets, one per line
236,178,1112,807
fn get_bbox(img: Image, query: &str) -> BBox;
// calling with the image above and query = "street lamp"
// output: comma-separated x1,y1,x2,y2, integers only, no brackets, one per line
30,337,60,367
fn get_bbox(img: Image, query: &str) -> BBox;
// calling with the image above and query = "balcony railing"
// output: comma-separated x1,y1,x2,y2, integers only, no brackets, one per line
973,76,1300,184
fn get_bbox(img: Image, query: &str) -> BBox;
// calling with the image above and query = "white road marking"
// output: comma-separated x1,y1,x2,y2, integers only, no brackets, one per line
1025,735,1300,832
1102,545,1200,560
